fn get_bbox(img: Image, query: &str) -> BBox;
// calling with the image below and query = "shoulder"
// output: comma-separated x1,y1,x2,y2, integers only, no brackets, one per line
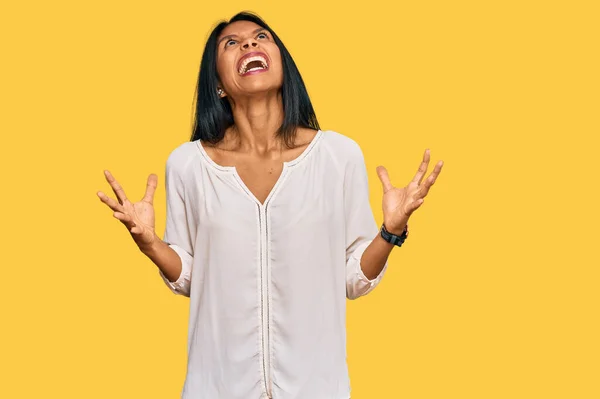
320,130,366,165
165,141,198,175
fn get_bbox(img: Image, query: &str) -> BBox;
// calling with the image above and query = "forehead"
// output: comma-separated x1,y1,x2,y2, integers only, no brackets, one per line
218,20,264,39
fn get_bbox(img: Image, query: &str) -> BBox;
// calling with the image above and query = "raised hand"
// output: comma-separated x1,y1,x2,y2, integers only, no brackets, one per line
97,170,159,251
376,149,443,235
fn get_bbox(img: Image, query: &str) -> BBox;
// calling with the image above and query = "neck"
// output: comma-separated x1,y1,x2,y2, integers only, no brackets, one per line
225,90,287,156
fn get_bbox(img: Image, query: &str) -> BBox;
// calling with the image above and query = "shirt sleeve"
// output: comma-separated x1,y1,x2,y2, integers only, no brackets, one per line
158,150,194,297
344,140,389,300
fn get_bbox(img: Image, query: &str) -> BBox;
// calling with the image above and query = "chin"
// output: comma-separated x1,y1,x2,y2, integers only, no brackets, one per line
239,80,282,94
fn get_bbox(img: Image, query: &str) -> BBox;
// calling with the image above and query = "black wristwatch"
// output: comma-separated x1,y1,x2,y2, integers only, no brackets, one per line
380,223,409,247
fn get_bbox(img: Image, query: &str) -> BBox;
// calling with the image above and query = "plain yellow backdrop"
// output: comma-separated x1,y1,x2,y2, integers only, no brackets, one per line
1,0,598,398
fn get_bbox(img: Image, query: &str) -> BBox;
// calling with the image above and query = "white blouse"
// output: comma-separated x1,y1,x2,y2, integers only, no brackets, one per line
159,129,388,399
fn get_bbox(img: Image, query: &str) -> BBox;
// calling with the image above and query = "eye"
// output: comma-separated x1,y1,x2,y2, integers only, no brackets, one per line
257,32,268,39
225,39,237,47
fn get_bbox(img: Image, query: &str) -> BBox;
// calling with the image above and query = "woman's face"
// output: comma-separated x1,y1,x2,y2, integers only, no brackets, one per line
215,20,283,99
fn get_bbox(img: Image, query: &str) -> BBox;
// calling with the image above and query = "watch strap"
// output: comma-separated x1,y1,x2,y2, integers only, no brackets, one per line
380,223,409,247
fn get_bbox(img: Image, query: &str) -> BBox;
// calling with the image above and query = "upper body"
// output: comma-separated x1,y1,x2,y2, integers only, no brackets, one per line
159,127,388,399
153,12,399,398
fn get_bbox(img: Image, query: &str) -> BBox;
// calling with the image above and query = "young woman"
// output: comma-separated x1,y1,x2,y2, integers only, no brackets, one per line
97,11,443,399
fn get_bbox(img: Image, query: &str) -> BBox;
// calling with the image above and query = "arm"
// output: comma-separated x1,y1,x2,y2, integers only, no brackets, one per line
144,150,194,297
344,141,391,300
361,147,444,284
357,231,398,280
141,235,190,294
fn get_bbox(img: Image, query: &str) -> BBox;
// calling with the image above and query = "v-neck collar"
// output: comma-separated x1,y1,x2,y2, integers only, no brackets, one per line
196,129,325,207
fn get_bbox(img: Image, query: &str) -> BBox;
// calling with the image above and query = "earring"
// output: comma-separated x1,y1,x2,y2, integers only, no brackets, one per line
217,88,224,97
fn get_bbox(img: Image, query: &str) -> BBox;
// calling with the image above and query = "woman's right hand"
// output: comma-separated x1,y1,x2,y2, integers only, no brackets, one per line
97,170,159,252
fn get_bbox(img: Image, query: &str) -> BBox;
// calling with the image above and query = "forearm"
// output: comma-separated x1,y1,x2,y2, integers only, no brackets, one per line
140,235,183,283
359,223,406,280
359,233,394,280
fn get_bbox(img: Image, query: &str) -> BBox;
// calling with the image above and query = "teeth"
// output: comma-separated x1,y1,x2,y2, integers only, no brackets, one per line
238,55,268,74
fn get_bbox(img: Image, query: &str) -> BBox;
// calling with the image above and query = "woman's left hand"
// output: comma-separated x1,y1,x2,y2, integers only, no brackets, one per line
376,149,444,235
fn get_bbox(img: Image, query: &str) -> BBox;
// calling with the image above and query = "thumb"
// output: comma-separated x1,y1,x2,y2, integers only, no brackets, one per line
376,166,393,193
410,198,424,214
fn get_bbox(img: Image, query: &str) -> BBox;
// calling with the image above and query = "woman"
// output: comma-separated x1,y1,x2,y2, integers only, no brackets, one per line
97,11,443,399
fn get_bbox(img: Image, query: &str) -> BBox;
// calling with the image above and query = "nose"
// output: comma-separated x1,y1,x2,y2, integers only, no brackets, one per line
241,37,258,49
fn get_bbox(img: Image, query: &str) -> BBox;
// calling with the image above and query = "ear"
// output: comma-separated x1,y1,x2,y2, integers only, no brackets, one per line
217,82,227,98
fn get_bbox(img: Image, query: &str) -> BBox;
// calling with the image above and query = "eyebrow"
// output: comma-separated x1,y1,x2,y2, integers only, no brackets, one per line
217,28,268,46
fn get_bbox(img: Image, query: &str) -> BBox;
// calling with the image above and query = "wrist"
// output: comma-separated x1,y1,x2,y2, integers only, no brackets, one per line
380,222,409,247
383,221,408,236
139,233,162,256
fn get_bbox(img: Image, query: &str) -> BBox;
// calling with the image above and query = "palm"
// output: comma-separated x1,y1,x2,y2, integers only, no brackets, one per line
126,198,156,246
381,183,418,228
376,149,444,234
97,170,159,251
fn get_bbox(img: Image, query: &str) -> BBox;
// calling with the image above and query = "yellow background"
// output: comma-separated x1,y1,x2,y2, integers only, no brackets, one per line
1,0,598,398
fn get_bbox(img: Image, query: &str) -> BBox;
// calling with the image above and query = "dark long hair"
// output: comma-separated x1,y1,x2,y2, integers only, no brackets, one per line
190,11,320,148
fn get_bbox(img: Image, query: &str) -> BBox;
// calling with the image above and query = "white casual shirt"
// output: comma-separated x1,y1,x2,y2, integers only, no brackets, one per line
159,129,388,399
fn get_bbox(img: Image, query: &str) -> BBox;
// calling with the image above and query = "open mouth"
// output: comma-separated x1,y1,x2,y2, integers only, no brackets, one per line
238,54,269,75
